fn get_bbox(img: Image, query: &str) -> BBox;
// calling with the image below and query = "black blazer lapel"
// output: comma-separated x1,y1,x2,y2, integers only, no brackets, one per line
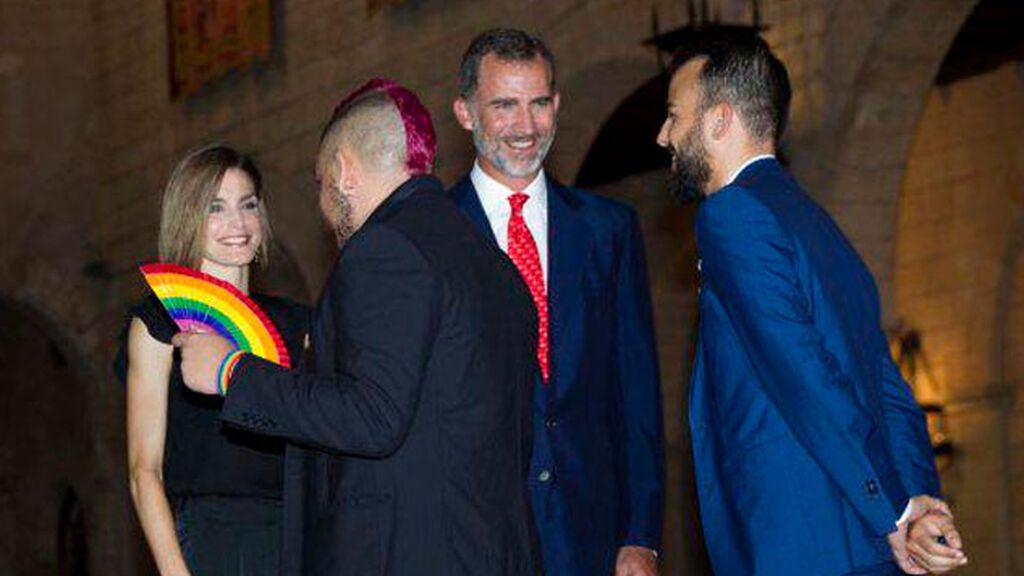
449,175,497,244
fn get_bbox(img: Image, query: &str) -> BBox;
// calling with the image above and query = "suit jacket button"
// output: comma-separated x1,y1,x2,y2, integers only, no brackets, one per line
544,418,558,429
865,479,879,495
538,470,552,483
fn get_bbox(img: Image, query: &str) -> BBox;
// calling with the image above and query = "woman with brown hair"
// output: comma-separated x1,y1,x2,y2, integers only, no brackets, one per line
120,144,308,575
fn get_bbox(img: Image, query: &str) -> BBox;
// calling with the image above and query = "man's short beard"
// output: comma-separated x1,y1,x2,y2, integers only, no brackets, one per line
667,120,712,206
471,116,555,180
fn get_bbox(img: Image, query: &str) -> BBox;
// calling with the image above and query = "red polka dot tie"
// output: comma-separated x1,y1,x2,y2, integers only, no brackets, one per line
507,192,549,382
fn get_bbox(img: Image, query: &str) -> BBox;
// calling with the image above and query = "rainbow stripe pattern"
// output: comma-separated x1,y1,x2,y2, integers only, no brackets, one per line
140,263,292,368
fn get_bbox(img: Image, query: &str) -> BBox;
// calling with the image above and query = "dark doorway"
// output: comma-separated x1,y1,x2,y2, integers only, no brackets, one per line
574,74,671,189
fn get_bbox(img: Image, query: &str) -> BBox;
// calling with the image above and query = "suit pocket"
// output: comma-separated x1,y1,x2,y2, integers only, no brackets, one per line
313,492,394,576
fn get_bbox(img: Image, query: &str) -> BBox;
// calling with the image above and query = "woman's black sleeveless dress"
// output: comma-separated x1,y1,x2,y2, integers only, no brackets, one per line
119,293,308,575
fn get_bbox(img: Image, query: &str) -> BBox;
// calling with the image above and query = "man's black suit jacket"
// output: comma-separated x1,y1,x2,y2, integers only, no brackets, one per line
220,176,541,576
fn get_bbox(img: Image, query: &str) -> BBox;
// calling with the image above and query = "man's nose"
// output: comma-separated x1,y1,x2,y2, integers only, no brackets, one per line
656,120,669,148
512,106,537,134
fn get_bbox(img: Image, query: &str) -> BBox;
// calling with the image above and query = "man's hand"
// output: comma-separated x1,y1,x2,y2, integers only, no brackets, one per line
888,495,953,574
614,545,658,576
888,521,926,575
171,332,235,395
907,511,967,573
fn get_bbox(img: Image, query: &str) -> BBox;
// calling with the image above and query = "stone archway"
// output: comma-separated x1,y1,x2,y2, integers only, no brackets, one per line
0,297,94,575
817,0,980,315
548,55,664,182
889,3,1024,571
0,248,146,575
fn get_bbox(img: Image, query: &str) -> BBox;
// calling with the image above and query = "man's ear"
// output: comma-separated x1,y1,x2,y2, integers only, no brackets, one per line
335,144,359,191
453,98,476,131
708,103,734,142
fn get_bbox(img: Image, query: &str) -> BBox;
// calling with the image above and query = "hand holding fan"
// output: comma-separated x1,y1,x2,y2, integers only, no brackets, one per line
140,263,292,367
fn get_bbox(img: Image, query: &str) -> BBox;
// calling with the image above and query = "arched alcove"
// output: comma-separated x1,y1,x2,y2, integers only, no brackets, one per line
892,1,1024,572
549,56,663,183
0,298,94,575
574,74,669,189
821,0,979,313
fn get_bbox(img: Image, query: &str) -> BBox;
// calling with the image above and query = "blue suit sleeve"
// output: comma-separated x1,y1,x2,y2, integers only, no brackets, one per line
614,209,665,550
698,187,905,536
220,225,442,457
879,349,941,498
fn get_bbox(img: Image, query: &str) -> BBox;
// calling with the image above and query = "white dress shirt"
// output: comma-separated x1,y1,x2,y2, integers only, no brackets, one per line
726,154,776,186
470,161,549,285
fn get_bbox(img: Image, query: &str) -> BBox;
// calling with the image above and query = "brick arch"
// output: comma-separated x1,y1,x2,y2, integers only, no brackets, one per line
819,0,979,315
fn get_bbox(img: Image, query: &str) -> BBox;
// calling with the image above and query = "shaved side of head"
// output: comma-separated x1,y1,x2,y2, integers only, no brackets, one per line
319,91,406,176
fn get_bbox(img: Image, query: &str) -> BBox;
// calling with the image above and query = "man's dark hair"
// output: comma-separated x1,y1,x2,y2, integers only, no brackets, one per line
670,34,791,144
458,28,556,98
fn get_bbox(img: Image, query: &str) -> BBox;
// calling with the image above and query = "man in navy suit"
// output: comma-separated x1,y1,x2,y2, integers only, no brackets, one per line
657,36,968,575
450,28,665,576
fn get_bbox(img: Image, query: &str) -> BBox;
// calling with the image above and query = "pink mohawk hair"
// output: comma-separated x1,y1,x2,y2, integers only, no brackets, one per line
330,78,437,176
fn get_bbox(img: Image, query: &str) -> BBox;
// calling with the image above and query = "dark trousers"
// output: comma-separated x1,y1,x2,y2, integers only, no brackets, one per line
175,495,282,576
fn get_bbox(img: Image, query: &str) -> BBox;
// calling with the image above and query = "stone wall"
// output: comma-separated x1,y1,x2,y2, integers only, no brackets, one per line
2,0,1018,574
894,61,1024,575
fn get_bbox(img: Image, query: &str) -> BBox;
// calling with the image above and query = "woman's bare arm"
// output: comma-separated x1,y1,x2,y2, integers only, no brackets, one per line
126,318,191,576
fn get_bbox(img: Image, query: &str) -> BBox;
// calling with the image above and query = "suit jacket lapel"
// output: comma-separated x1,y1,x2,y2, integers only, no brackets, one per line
452,174,548,406
546,177,591,382
451,173,591,387
449,176,497,243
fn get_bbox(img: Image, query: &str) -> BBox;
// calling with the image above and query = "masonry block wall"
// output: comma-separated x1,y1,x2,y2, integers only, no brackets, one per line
3,1,1016,574
895,62,1024,575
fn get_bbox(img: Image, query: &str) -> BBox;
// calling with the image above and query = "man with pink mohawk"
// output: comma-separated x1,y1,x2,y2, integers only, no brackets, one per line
176,79,542,575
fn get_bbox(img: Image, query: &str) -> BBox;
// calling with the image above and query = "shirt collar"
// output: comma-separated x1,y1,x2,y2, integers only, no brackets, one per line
470,160,548,215
726,154,775,186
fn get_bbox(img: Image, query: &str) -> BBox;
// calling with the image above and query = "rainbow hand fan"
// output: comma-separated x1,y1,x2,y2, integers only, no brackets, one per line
140,263,292,367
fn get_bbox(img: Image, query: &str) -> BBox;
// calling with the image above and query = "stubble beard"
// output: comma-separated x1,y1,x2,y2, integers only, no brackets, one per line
471,117,556,181
667,120,712,206
328,185,356,247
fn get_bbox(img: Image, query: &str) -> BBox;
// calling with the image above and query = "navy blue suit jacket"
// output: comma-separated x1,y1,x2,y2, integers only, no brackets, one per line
450,175,664,575
690,158,940,575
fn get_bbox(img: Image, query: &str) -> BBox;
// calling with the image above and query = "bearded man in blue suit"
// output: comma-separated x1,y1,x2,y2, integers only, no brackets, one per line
449,28,665,576
657,36,968,575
